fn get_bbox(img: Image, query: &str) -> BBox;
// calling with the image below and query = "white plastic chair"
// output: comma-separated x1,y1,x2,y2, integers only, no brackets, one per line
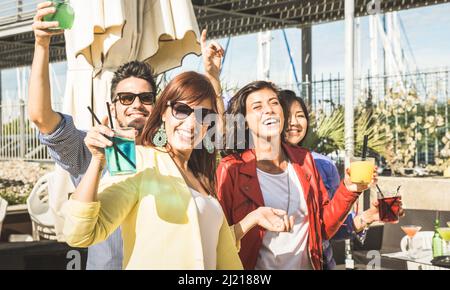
26,172,57,241
0,197,8,240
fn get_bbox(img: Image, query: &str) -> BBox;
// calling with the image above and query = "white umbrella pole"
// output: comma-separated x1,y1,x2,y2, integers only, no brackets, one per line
344,0,355,167
344,1,356,270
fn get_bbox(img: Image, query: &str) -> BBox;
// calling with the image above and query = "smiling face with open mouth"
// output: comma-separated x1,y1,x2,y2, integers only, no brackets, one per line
285,99,308,145
245,88,285,141
113,77,154,132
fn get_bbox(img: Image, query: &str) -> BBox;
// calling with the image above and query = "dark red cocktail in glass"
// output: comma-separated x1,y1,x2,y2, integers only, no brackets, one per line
378,195,401,223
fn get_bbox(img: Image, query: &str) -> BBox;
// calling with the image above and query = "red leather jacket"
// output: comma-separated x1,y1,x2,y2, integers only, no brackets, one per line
216,143,360,270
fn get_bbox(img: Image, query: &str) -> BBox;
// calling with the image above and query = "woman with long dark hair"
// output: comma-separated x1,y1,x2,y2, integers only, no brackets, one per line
280,90,393,269
63,71,242,270
216,81,378,270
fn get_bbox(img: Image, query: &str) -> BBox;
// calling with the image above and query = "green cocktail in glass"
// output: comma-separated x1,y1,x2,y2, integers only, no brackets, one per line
105,128,137,176
437,227,450,253
43,0,75,30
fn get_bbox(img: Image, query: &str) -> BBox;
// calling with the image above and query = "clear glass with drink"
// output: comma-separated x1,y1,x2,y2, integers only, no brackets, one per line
377,189,401,223
105,127,137,176
349,157,375,185
437,227,450,259
43,0,75,30
401,225,422,259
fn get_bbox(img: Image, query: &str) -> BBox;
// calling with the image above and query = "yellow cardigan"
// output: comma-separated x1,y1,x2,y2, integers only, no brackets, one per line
63,146,243,270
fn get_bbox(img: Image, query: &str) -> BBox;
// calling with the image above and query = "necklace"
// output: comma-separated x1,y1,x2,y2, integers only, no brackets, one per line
286,162,291,215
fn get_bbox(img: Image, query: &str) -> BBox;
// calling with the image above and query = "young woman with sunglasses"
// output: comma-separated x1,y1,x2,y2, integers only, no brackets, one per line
216,81,378,270
63,71,243,270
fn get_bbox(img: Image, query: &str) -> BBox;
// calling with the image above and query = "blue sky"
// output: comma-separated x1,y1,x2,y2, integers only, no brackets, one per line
2,2,450,103
170,2,450,89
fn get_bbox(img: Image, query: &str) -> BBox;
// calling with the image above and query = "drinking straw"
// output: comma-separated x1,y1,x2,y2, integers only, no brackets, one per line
362,135,369,161
376,184,385,199
395,185,401,196
87,106,136,169
106,102,115,130
105,102,121,171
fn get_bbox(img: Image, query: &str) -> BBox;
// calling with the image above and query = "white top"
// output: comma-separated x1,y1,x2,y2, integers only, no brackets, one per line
189,188,224,270
255,163,313,270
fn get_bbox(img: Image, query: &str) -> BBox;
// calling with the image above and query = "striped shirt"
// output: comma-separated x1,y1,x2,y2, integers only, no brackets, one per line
39,113,123,270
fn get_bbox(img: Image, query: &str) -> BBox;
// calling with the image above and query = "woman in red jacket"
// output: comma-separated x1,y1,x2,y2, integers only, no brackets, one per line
216,81,377,270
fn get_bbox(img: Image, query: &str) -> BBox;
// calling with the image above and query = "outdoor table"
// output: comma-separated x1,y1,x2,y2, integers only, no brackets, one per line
382,250,449,270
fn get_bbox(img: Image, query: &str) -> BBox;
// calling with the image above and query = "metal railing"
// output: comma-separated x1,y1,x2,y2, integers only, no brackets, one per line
281,69,450,166
0,70,449,166
0,100,62,161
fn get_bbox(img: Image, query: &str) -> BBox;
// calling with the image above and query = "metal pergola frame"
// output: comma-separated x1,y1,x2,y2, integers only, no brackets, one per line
193,0,449,38
0,0,448,70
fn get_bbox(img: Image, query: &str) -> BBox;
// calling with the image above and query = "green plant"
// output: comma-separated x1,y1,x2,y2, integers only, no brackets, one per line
0,188,29,206
302,105,387,157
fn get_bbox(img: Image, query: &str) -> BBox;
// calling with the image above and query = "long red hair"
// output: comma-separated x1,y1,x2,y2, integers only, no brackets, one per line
141,71,218,195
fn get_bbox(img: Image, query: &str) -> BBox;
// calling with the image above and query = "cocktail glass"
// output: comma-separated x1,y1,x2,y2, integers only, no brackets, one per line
377,188,401,223
105,127,136,176
349,157,375,185
437,227,450,262
43,0,75,30
401,225,422,259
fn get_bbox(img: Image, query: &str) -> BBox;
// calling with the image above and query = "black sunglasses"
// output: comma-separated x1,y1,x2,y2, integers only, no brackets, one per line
168,101,216,121
114,92,156,106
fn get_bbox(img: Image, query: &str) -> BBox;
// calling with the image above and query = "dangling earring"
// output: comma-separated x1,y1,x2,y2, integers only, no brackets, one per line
204,136,215,154
153,122,168,147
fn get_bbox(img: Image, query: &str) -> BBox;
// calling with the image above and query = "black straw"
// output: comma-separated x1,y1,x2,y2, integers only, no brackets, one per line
395,185,401,196
376,184,385,199
106,102,115,129
362,135,369,160
87,106,136,169
105,102,120,170
87,106,101,124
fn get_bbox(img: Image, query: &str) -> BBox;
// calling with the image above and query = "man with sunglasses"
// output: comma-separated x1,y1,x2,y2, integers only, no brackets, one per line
28,1,224,270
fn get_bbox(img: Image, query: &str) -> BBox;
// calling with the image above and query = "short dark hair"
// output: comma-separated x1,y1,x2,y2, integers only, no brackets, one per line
110,61,157,101
279,90,310,146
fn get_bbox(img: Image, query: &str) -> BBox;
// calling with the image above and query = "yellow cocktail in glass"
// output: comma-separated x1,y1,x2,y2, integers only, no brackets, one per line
350,157,375,184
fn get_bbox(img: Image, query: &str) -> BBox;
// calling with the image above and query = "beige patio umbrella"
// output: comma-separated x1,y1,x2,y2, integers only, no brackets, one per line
62,0,201,129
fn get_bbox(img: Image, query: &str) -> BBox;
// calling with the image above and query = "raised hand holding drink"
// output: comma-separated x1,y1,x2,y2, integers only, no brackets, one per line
43,0,75,30
350,157,375,184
